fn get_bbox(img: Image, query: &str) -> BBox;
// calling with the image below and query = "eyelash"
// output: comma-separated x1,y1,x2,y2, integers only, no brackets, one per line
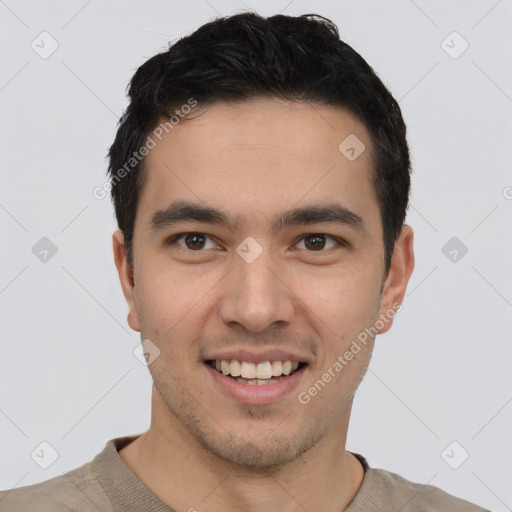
164,232,348,253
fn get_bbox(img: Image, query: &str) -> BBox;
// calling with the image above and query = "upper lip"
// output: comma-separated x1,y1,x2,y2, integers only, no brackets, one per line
203,348,311,364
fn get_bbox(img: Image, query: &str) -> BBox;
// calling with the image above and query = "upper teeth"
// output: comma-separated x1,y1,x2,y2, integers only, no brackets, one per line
214,360,300,379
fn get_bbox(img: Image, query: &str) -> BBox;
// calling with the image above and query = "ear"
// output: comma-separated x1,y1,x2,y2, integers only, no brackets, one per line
377,225,415,334
112,229,141,332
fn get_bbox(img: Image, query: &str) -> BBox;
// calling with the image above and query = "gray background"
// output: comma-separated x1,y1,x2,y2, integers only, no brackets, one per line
1,0,511,510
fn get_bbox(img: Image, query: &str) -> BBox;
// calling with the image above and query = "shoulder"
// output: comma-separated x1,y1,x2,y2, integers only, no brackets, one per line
352,462,490,511
0,460,112,512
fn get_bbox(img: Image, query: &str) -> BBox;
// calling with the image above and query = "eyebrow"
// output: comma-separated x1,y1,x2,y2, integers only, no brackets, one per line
149,200,365,234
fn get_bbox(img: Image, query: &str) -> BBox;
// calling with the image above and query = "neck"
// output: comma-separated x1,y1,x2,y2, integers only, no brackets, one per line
119,390,364,512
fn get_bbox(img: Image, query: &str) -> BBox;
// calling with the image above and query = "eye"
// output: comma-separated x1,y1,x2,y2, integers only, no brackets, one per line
295,233,345,252
165,232,346,253
166,232,219,251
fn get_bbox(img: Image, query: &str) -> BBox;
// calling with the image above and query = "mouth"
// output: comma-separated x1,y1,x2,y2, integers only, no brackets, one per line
205,359,308,385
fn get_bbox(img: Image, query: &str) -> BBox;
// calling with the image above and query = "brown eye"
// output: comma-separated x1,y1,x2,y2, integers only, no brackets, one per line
297,234,341,251
183,233,206,250
304,234,326,250
166,232,218,251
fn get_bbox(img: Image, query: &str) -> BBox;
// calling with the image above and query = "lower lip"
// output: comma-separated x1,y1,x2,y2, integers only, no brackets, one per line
205,363,307,405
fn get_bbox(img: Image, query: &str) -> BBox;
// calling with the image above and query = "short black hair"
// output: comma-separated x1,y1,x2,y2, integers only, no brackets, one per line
107,11,411,272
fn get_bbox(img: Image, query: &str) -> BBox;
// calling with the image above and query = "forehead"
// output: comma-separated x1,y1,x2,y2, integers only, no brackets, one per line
137,99,379,231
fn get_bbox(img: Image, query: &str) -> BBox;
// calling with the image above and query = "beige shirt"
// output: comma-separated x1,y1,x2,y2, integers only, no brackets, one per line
0,435,490,511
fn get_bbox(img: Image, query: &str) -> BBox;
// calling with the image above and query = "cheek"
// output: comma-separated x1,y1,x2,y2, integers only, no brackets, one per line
295,267,381,330
297,273,382,383
134,258,223,344
133,265,186,334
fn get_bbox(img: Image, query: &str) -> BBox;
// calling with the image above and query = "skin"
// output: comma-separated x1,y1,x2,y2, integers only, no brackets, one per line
113,98,415,512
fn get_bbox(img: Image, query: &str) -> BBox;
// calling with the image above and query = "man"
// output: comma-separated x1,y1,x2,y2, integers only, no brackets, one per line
0,11,489,512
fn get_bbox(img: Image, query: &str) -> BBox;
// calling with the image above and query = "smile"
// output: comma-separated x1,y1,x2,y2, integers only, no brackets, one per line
206,359,307,385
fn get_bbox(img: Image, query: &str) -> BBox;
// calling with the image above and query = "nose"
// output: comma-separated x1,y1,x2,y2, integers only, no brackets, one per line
218,245,295,333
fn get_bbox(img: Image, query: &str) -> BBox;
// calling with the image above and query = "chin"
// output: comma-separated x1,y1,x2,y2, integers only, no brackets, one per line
194,427,324,474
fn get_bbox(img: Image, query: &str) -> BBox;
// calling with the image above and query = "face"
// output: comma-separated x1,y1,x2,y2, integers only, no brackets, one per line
114,99,414,469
